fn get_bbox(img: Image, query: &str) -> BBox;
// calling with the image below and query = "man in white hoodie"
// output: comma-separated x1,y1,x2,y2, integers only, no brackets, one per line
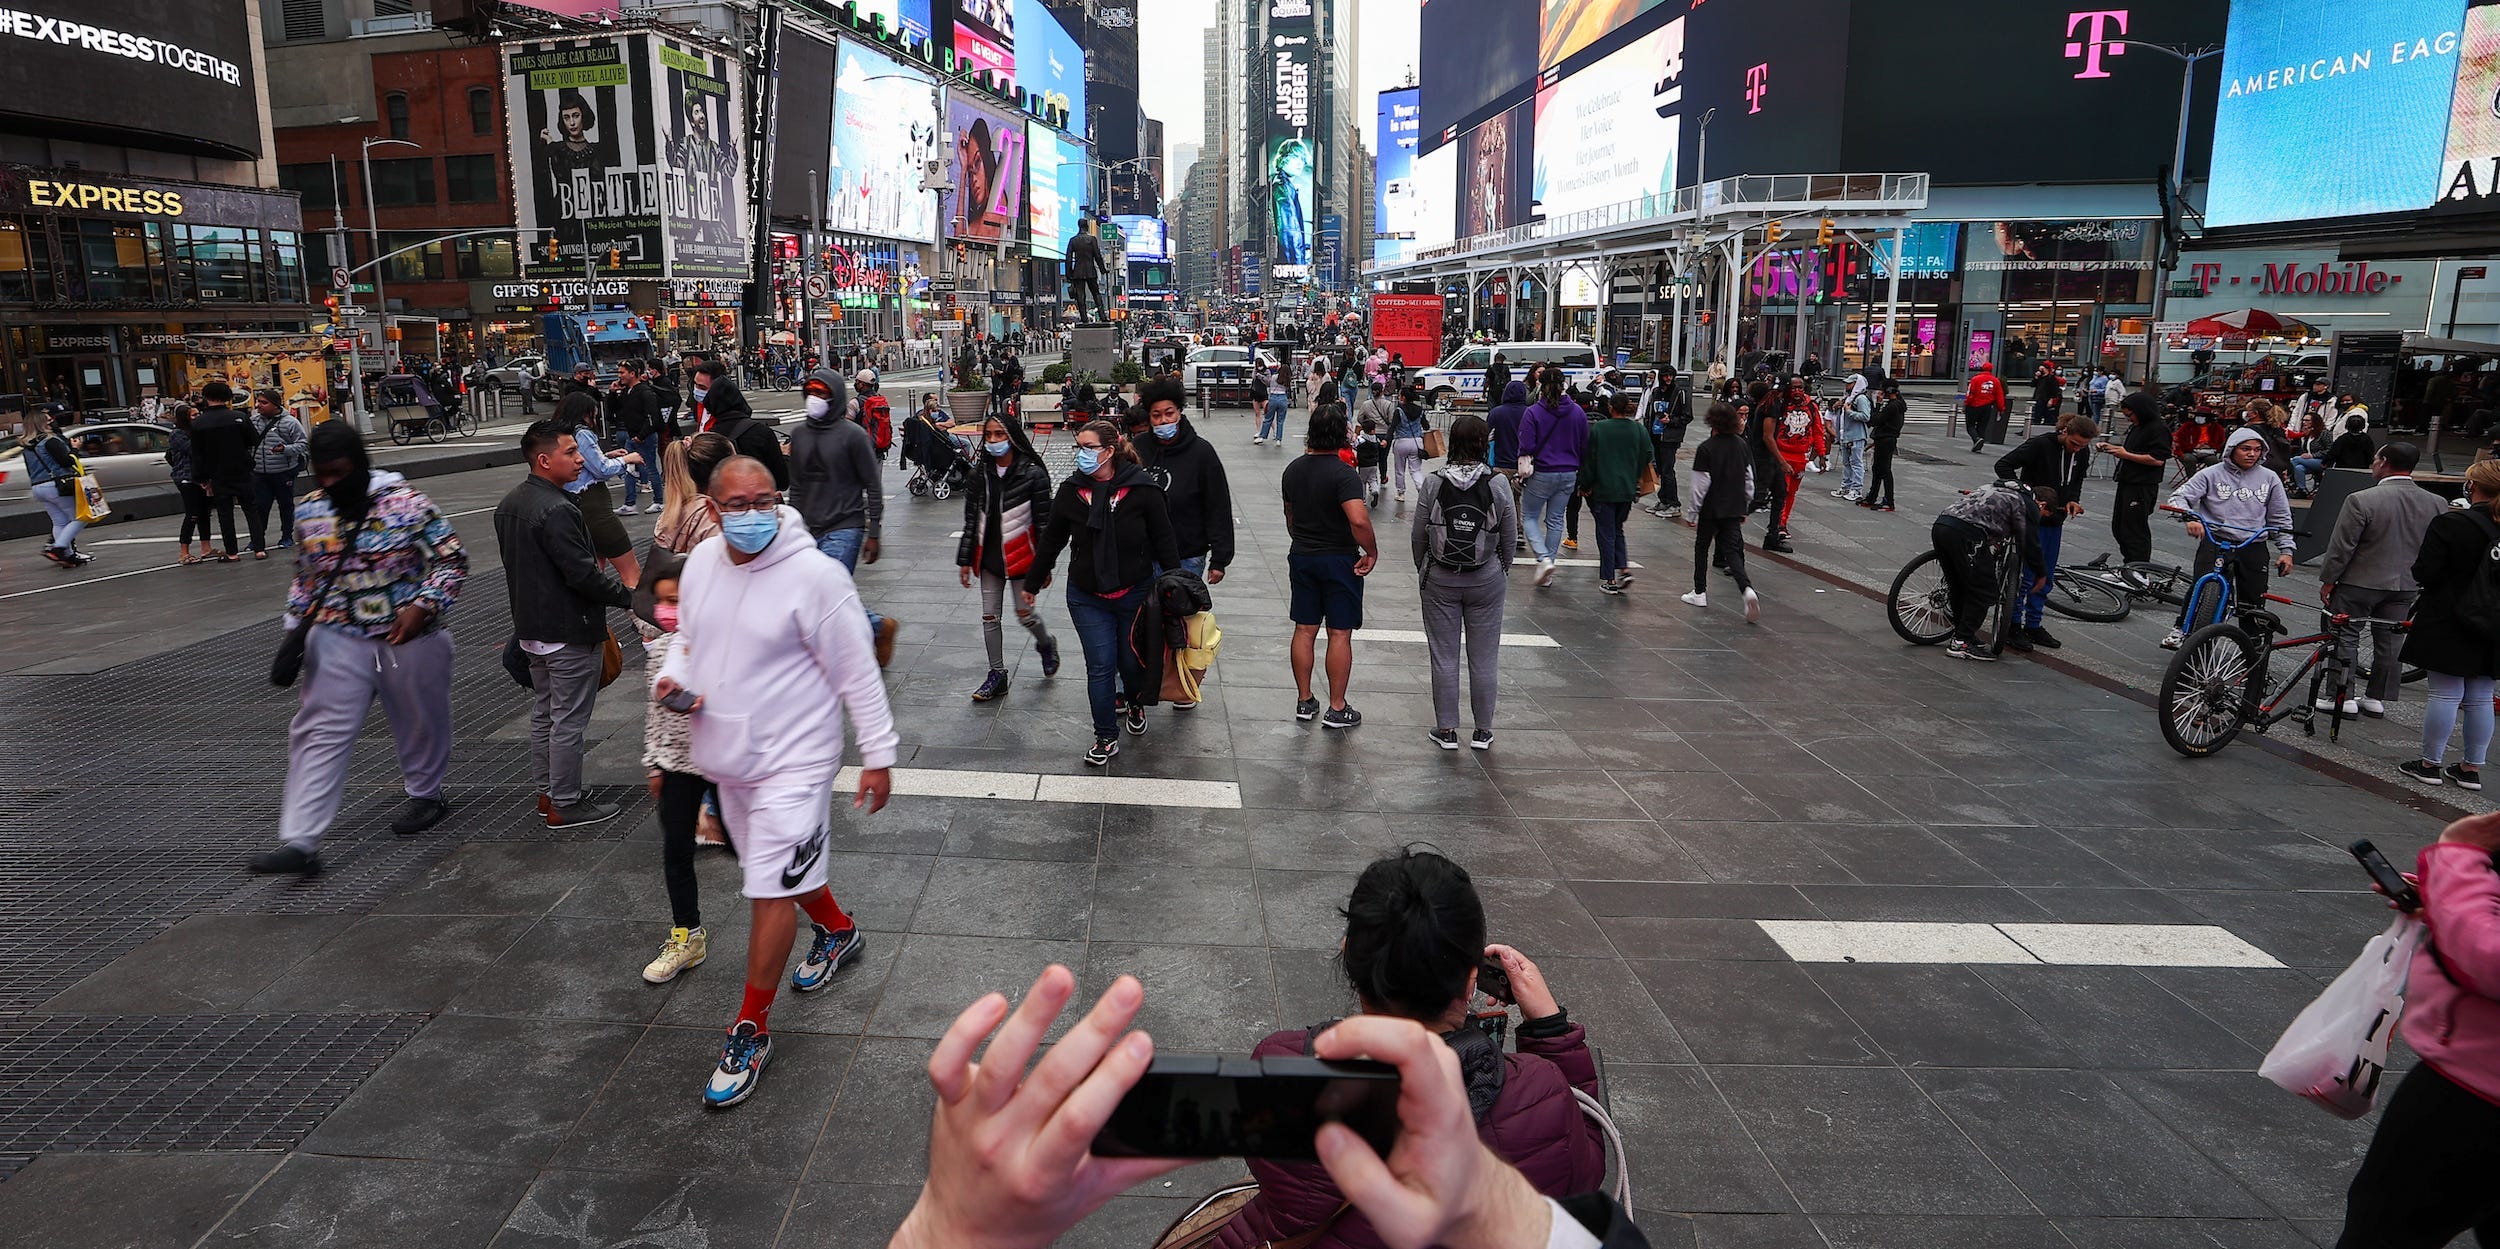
2162,425,2297,649
655,456,898,1109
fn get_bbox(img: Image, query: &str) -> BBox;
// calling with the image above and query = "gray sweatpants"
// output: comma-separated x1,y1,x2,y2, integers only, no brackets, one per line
280,626,454,852
979,568,1057,670
1420,563,1505,733
2328,584,2417,704
527,640,603,806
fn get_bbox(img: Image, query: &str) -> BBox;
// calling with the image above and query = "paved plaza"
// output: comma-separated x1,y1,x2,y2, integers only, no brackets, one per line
0,404,2461,1248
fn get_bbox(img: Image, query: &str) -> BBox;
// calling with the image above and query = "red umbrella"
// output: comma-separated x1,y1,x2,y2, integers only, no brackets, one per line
2183,308,2315,340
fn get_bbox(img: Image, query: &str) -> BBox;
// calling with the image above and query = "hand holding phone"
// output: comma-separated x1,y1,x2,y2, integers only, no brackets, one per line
1093,1055,1400,1161
2349,838,2422,912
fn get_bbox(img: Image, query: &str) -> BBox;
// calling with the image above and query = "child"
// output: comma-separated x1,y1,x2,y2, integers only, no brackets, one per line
638,550,712,985
1355,408,1389,505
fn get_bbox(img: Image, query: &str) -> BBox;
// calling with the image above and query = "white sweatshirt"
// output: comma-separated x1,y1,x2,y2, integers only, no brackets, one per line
659,506,899,785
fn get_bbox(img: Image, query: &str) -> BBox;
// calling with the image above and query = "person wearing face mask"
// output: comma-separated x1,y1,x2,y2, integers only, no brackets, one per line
497,420,635,829
691,359,786,488
1128,378,1235,589
248,422,470,876
1022,421,1181,766
957,412,1063,702
2172,402,2226,476
788,368,900,667
654,456,897,1110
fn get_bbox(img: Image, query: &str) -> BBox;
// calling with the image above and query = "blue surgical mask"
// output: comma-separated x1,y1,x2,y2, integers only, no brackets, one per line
1074,447,1104,474
693,387,709,402
1153,422,1178,440
721,508,779,553
985,439,1012,457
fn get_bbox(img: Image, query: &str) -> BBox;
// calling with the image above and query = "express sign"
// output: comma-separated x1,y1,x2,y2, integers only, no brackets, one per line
2184,259,2405,298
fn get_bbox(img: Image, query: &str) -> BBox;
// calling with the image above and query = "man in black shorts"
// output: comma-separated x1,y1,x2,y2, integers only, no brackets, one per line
1281,408,1377,730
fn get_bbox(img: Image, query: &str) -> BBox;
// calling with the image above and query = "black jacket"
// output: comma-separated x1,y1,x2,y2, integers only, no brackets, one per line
493,474,631,646
1132,418,1236,568
189,404,255,488
1993,433,2090,528
2115,414,2173,486
957,449,1056,576
1648,379,1692,448
1871,395,1908,446
1024,467,1180,596
613,380,659,438
1129,568,1213,709
2407,509,2500,679
711,399,789,490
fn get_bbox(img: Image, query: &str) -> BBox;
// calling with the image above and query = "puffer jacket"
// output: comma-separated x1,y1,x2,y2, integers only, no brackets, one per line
956,448,1056,578
1210,1021,1603,1249
2402,840,2500,1106
252,412,308,476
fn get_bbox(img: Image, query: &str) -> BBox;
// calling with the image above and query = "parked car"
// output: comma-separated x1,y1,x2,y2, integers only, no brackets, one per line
0,421,174,501
480,355,552,400
1179,345,1282,402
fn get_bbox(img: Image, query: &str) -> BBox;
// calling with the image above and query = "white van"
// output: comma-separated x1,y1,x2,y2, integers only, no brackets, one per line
1412,341,1605,407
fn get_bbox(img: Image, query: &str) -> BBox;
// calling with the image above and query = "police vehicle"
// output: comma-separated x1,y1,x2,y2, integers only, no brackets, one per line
1411,340,1606,408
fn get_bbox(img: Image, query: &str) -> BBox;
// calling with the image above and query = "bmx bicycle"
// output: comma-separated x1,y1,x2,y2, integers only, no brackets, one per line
2156,592,2411,757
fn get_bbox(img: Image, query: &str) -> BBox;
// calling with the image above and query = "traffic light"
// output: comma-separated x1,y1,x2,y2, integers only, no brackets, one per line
1817,218,1834,248
544,236,560,262
606,247,622,269
323,295,340,320
1765,221,1784,246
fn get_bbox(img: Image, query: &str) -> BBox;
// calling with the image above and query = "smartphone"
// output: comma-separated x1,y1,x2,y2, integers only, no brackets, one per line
659,687,699,713
1091,1055,1401,1162
1476,954,1513,1005
2348,838,2422,912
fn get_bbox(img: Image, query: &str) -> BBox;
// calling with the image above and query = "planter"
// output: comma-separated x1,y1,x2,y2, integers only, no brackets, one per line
948,391,991,423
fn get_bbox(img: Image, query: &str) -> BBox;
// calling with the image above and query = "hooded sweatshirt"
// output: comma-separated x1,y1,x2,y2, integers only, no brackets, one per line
1839,376,1872,443
1486,381,1531,466
659,508,899,786
2167,427,2295,554
2399,840,2500,1106
788,367,885,539
1518,390,1590,474
1131,416,1236,569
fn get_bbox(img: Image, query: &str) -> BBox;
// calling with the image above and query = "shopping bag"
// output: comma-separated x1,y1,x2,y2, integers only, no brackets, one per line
1636,462,1661,498
1421,428,1447,460
78,476,110,521
2256,914,2426,1119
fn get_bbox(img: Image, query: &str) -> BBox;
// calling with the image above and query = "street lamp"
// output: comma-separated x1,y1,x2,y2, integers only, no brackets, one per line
2111,39,2223,388
361,136,419,362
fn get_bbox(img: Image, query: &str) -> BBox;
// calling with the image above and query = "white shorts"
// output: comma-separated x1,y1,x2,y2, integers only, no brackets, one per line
719,780,832,899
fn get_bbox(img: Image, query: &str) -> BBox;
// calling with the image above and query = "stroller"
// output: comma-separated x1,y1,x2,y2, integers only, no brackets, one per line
901,413,974,500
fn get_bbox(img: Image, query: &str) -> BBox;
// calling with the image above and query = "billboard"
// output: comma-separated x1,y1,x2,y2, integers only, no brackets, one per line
1867,222,1962,278
949,95,1028,242
1457,101,1532,237
1419,0,1540,149
955,0,1015,79
1269,17,1318,279
654,38,748,279
508,35,665,278
1112,214,1167,261
1532,16,1682,222
1376,87,1421,263
0,0,263,159
846,1,933,41
2440,0,2500,211
1541,0,1669,69
829,41,940,244
1028,123,1082,261
1680,0,1848,176
1412,144,1459,253
1014,0,1086,133
2206,0,2467,227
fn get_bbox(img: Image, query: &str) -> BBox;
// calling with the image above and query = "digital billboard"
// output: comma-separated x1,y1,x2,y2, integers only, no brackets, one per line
955,0,1015,79
654,37,748,279
1412,144,1459,253
829,41,940,244
1112,214,1167,262
1679,0,1847,176
1533,16,1682,222
0,0,263,159
508,35,665,278
1541,0,1668,69
948,95,1028,243
1419,0,1540,149
844,1,932,41
1867,222,1962,278
2440,0,2500,211
1457,101,1532,237
1028,122,1081,261
1376,87,1421,263
2206,0,2466,227
1269,15,1318,279
1014,0,1086,134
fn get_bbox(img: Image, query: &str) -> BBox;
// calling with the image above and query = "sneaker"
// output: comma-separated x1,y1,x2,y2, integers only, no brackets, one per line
1295,696,1321,722
1562,538,1579,551
246,844,321,876
2005,632,2035,653
2447,764,2484,791
1765,533,1795,554
2159,628,2185,651
643,926,709,984
792,923,864,992
1599,579,1624,595
2312,696,2359,715
389,797,449,836
1681,591,1708,607
1470,729,1494,751
1663,505,1683,519
971,669,1009,702
1085,738,1121,766
1949,638,1999,662
873,617,901,668
548,800,620,828
1878,505,1897,513
1535,560,1557,588
645,502,665,514
1617,569,1634,585
1742,588,1761,624
1037,638,1062,677
615,503,637,515
537,793,553,818
1124,704,1148,736
1429,728,1460,751
1251,437,1264,446
1321,705,1363,730
2026,626,2064,650
2360,697,2388,718
1169,700,1197,710
703,1022,773,1110
1829,488,1853,499
2399,758,2445,786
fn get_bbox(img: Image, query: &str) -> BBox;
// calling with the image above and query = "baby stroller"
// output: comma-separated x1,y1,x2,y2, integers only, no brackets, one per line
903,416,974,500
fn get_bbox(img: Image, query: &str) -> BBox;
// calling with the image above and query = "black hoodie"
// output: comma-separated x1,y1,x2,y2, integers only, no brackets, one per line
1132,417,1237,570
1025,462,1180,596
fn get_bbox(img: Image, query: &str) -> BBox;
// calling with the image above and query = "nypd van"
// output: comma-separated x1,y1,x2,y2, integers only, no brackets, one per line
1412,341,1605,408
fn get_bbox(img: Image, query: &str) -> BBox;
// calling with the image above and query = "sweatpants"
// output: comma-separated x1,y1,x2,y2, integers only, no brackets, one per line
527,641,603,807
1651,440,1682,507
2326,585,2415,704
1932,517,2001,643
979,568,1057,671
1391,437,1424,498
1419,563,1504,733
2112,480,2159,563
279,627,454,852
1693,517,1751,593
2334,1062,2500,1247
1867,441,1897,507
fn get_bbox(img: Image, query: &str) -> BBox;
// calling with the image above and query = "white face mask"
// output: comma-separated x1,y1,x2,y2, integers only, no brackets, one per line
805,396,830,419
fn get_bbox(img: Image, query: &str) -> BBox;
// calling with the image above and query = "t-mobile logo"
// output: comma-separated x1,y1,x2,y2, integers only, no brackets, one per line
1745,63,1768,113
2065,10,2128,78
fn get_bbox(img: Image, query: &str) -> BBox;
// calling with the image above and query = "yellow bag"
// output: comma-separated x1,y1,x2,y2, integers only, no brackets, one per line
70,460,109,522
1159,608,1221,704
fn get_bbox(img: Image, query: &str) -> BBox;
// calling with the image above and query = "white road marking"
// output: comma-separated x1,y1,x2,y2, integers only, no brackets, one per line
1756,919,2286,968
835,765,1242,809
1360,629,1560,648
4,506,503,600
1551,559,1644,569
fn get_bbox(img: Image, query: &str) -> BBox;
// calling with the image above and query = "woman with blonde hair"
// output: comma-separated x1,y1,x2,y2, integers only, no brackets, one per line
654,431,733,554
2399,459,2500,790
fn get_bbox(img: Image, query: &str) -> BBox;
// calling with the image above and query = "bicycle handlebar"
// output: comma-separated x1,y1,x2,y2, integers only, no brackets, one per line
2159,505,2287,548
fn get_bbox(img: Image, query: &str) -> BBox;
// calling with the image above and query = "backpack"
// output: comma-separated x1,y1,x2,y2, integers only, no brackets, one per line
2456,511,2500,643
861,393,894,452
1425,472,1498,571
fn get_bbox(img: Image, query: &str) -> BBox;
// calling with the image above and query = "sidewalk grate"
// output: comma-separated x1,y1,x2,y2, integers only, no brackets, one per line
0,1012,425,1154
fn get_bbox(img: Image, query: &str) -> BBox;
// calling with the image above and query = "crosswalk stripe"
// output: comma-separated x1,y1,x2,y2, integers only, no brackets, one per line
1360,629,1560,648
1754,920,2285,968
834,765,1242,809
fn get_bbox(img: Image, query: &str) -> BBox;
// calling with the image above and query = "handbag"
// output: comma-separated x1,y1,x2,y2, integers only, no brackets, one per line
1421,427,1447,460
599,628,624,688
271,559,351,688
1636,461,1661,498
73,473,109,522
2258,913,2426,1119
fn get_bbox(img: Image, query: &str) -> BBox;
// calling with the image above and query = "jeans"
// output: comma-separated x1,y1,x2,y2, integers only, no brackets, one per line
1520,471,1575,561
2017,523,2063,628
978,568,1058,670
622,433,663,505
813,528,888,636
1590,499,1632,581
279,627,454,852
248,470,298,550
178,481,210,544
1067,583,1149,741
526,641,603,807
2421,670,2496,767
1694,517,1750,593
1837,439,1866,494
2291,454,2325,493
1933,518,2001,643
1260,397,1287,441
32,480,84,553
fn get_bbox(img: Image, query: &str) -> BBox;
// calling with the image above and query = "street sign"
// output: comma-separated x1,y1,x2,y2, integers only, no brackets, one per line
2152,321,2188,334
2166,280,2200,298
2464,266,2489,279
929,276,958,291
330,265,351,291
2111,332,2147,346
351,283,374,295
804,274,829,300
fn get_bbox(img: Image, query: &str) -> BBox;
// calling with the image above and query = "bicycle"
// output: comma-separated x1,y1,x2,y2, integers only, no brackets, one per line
1886,536,2022,654
2152,505,2294,648
2043,552,2192,623
2156,594,2411,757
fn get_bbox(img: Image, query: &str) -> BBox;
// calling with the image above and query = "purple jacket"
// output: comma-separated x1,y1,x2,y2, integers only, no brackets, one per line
1519,394,1589,473
1208,1021,1604,1249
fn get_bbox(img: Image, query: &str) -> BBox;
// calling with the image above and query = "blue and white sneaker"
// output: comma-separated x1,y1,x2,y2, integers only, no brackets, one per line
703,1022,772,1110
791,923,864,993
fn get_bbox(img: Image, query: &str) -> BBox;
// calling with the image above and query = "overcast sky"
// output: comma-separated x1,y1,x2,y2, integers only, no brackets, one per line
1137,0,1419,185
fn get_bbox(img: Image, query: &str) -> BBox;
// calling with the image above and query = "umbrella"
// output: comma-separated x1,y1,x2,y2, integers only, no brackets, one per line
2183,308,2315,340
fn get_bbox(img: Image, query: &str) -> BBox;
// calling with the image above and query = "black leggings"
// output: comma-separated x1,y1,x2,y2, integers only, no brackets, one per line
202,483,240,555
177,482,210,544
1693,517,1750,593
656,769,714,930
1867,442,1896,507
2336,1062,2500,1247
1567,491,1583,541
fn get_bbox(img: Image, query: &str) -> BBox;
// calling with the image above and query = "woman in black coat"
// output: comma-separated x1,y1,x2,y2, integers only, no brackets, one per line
1021,420,1178,766
2399,460,2500,789
957,411,1062,701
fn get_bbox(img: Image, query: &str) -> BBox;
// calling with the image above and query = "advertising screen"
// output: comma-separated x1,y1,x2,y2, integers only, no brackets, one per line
1015,0,1086,134
1411,144,1459,253
1376,87,1421,263
1457,101,1533,237
829,41,940,244
1269,19,1318,278
1679,0,1847,176
843,1,931,40
507,35,666,278
2206,0,2467,227
955,0,1015,78
1419,0,1540,148
1028,123,1081,261
2439,0,2500,210
949,95,1028,242
654,38,748,279
0,0,263,159
1541,0,1668,70
1112,214,1167,262
1532,16,1682,222
1867,222,1962,278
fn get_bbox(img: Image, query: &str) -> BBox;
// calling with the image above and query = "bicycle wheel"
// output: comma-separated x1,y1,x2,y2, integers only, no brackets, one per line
1986,555,2022,653
424,416,449,444
1886,551,1955,646
2044,568,2131,622
456,407,482,437
389,420,414,446
2182,574,2232,632
2158,621,2258,757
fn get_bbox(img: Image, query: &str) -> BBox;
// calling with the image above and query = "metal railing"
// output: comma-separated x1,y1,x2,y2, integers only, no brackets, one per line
1403,172,1930,268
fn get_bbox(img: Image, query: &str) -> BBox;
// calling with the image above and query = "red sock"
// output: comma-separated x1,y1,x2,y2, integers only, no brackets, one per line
737,982,775,1033
796,889,854,933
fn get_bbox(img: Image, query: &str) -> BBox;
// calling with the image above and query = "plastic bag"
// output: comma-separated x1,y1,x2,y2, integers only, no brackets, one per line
2258,914,2426,1119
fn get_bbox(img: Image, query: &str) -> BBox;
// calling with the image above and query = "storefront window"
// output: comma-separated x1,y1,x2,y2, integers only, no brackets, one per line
0,217,33,301
181,225,262,302
70,220,157,302
269,230,307,304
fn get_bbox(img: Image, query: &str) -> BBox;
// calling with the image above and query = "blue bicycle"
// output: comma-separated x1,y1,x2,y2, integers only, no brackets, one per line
2158,505,2289,649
